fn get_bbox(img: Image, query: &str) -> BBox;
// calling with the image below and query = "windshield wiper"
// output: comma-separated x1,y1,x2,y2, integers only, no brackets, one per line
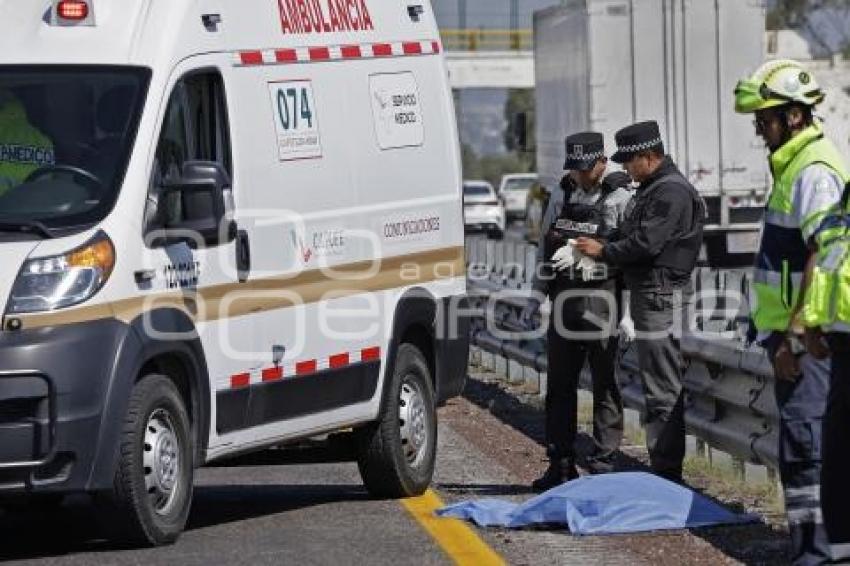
0,220,56,239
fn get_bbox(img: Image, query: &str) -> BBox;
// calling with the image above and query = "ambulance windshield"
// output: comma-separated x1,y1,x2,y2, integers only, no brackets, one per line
0,66,150,232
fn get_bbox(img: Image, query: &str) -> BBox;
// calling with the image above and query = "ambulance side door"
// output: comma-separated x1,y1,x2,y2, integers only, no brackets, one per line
142,63,259,442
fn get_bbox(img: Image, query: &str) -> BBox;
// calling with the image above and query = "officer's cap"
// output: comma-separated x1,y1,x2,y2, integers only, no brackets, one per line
563,132,605,171
612,121,665,164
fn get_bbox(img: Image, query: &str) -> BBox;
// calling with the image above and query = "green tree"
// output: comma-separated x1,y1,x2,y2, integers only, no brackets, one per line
503,88,535,172
461,143,483,180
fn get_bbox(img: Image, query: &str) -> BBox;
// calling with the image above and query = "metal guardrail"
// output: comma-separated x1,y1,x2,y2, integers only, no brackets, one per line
440,29,533,52
464,236,781,470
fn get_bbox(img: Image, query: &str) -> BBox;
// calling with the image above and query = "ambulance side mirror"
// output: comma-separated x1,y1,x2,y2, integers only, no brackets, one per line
159,161,236,247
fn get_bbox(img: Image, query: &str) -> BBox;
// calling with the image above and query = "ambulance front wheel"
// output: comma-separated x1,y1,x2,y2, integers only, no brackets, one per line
105,374,194,546
356,343,437,498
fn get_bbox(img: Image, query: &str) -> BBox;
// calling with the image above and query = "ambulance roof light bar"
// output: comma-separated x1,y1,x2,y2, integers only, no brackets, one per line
51,0,96,27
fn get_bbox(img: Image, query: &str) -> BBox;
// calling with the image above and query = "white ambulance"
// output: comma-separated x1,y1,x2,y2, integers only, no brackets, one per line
0,0,468,545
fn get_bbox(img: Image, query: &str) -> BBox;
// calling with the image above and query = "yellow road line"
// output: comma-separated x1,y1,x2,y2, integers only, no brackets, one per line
401,489,505,566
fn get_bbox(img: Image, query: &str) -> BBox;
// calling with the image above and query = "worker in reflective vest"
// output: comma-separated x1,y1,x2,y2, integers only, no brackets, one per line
735,59,850,565
801,186,850,563
0,89,55,195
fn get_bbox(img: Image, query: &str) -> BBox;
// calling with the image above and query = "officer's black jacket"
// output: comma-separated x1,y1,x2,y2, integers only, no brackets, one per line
602,157,702,290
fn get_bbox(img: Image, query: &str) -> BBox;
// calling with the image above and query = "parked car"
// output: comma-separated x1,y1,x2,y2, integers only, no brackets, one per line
463,180,505,239
498,173,537,220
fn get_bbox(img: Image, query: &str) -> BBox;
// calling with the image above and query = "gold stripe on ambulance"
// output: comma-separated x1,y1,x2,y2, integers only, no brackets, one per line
15,246,465,330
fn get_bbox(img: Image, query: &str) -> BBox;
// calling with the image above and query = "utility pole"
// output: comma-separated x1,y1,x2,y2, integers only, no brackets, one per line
509,0,519,50
459,0,466,30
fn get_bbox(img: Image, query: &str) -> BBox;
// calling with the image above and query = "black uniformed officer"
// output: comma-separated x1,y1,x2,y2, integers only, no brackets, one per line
576,122,705,483
523,132,631,491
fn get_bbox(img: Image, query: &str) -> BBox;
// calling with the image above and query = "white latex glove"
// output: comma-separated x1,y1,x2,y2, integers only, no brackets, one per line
577,255,599,281
619,314,636,342
551,239,581,271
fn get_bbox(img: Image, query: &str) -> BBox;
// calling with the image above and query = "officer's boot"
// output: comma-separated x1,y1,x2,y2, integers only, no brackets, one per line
532,447,579,492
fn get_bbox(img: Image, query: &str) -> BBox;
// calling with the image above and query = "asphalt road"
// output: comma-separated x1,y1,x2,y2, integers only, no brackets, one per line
0,411,656,566
0,445,450,566
0,392,789,566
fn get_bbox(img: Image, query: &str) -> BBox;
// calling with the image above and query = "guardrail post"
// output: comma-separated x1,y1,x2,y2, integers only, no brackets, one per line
524,246,536,287
695,268,705,331
695,437,708,459
485,239,496,278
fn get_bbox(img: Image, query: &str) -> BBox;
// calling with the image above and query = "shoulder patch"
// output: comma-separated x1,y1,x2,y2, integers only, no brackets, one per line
814,178,833,194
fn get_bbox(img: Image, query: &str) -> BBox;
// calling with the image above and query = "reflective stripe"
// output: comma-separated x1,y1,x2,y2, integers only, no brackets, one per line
802,208,830,236
753,268,803,287
830,543,850,561
761,126,850,332
765,208,800,228
786,506,823,525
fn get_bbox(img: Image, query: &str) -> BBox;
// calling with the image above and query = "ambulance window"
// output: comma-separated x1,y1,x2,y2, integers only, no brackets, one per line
0,66,150,231
146,71,231,232
153,86,190,186
184,73,231,175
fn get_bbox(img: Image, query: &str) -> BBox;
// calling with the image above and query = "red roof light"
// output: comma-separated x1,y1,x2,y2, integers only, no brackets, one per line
57,1,89,20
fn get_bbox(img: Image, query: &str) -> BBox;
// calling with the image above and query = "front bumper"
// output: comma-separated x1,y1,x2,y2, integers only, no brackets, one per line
0,319,134,494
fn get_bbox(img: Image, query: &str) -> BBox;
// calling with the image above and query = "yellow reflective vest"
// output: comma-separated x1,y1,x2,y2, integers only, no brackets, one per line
0,97,55,195
753,123,850,332
802,198,850,333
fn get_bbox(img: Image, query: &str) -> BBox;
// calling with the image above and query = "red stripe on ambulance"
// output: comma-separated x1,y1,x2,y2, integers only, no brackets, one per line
361,347,381,362
225,346,382,390
275,49,298,63
402,42,422,55
230,373,250,389
262,366,283,382
235,40,438,67
296,360,318,375
371,43,393,57
308,46,331,60
239,51,263,65
340,44,362,58
329,353,350,369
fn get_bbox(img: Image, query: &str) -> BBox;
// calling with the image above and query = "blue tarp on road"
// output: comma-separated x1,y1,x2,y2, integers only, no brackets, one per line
436,472,758,535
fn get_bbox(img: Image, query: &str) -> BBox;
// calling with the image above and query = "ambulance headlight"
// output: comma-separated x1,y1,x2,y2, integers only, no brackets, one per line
8,232,115,314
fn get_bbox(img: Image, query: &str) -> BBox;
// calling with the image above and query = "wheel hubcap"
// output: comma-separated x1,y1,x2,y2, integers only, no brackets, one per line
143,408,182,516
399,379,430,469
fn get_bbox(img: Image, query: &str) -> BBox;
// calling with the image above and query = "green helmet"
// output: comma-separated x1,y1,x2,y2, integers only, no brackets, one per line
734,59,825,114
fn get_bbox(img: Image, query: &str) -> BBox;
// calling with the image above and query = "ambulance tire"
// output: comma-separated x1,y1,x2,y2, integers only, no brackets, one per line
105,374,194,546
356,343,437,498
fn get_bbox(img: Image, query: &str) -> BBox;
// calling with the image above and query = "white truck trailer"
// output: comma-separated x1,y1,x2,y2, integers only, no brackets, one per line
534,0,769,265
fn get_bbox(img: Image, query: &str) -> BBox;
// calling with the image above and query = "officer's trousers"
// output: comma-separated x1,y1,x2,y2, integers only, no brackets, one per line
545,314,624,461
822,333,850,563
629,288,689,479
765,335,831,566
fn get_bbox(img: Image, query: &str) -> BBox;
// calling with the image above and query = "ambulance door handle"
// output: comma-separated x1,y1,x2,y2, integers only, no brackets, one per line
236,229,251,283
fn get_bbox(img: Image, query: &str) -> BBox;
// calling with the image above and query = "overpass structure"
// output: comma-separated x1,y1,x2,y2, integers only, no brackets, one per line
441,29,535,89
